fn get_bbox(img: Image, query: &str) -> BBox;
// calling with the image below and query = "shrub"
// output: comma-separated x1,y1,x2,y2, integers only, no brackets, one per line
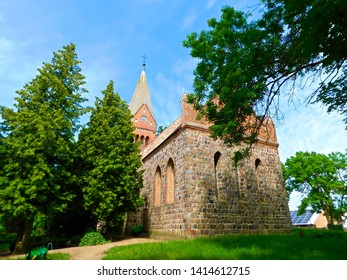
0,233,16,244
131,224,144,237
0,243,9,251
0,233,16,252
78,231,108,246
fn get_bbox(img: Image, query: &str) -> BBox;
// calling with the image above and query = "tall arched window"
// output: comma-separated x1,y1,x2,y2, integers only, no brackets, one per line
153,167,162,207
214,151,222,186
166,158,175,204
255,158,262,189
234,151,242,199
145,136,149,146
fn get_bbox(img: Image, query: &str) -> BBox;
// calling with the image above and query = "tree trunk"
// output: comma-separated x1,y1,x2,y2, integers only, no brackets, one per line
12,219,34,255
322,205,335,230
10,227,24,255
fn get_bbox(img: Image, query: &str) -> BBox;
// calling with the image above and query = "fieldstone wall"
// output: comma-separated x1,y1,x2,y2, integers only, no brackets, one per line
126,96,292,238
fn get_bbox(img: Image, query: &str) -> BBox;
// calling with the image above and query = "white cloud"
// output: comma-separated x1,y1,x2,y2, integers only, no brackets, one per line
277,101,347,162
148,56,199,126
206,0,216,10
0,37,15,64
172,57,197,89
151,72,183,127
0,37,41,107
181,10,197,30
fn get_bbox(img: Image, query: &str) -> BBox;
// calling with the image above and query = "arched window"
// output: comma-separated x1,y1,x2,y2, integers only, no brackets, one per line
153,167,162,207
255,158,262,190
214,151,222,185
145,136,149,146
234,151,243,199
166,158,175,204
135,134,139,142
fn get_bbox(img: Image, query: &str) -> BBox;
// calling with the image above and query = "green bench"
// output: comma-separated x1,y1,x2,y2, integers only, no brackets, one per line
25,246,48,260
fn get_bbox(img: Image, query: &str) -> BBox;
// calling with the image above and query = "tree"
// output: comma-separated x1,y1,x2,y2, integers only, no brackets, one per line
156,125,167,136
77,81,143,233
0,43,88,254
0,127,5,183
283,151,347,227
0,130,6,233
183,1,347,149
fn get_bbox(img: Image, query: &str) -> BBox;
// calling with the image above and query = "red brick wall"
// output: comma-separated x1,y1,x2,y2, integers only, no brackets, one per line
132,104,156,149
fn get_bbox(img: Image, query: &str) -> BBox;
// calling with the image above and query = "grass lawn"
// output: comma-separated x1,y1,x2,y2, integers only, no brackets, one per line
103,229,347,260
45,252,71,260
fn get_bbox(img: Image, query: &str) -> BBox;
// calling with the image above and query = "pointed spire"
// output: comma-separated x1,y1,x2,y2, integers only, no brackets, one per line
129,65,154,116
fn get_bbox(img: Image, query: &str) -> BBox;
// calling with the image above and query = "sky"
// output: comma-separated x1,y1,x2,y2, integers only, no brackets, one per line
0,0,346,209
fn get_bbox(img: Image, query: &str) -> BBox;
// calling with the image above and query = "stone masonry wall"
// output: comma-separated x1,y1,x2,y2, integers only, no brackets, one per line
125,96,292,238
185,128,289,236
126,124,291,238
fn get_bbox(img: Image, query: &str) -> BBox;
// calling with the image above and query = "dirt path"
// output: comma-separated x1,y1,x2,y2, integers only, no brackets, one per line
3,237,161,260
52,237,160,260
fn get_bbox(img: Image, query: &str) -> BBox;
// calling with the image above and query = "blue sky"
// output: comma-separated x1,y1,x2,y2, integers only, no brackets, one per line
1,0,346,209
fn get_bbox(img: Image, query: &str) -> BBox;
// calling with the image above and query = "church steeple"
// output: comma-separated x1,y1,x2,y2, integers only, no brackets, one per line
129,62,157,150
129,67,154,117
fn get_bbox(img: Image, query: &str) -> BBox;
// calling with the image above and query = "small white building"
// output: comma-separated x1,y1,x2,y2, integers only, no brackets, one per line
290,210,328,228
291,210,347,229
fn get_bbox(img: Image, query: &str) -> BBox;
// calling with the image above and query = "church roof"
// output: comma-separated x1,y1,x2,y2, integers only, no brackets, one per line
129,68,154,116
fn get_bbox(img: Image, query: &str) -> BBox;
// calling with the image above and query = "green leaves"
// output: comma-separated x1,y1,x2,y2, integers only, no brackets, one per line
184,1,347,149
0,43,88,225
184,6,278,146
283,151,347,225
78,81,143,228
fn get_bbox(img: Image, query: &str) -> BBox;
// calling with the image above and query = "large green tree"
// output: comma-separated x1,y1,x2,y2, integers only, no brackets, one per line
77,81,143,233
283,151,347,227
183,0,347,148
0,43,88,254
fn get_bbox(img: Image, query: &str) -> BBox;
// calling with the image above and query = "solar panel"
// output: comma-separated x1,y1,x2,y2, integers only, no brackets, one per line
290,210,315,225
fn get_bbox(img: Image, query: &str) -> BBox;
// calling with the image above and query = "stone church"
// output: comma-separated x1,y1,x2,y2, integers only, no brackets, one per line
126,65,292,238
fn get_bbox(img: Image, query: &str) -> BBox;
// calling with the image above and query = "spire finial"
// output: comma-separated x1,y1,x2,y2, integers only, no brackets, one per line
142,54,147,70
